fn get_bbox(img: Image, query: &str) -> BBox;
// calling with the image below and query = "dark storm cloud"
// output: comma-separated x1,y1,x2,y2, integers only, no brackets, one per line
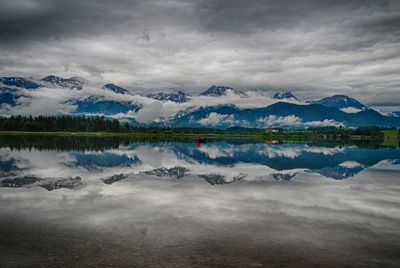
0,0,189,43
0,0,399,107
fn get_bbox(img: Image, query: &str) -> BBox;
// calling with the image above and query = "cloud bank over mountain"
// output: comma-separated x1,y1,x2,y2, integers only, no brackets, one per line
3,75,400,129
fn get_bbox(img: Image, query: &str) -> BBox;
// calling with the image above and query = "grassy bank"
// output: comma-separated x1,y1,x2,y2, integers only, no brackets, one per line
0,130,261,140
1,128,398,146
1,129,398,140
1,130,398,150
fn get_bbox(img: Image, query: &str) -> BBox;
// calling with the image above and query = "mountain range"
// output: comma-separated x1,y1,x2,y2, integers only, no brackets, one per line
1,75,400,129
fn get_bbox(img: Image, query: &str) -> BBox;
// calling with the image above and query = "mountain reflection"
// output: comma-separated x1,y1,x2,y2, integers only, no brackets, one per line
1,138,400,190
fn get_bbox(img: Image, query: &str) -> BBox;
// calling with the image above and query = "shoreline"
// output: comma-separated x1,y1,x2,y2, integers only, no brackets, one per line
0,131,262,141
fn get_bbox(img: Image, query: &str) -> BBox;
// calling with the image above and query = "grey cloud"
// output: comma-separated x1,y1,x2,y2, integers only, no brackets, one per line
0,0,128,42
0,0,193,44
195,0,396,33
0,0,399,107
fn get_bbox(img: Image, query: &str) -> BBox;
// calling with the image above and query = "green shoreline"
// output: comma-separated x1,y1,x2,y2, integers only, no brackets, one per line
1,115,398,144
0,130,261,139
1,130,398,150
1,130,398,137
1,130,398,141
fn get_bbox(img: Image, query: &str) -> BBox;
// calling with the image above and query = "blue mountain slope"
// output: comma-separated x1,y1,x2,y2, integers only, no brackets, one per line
1,91,19,106
166,142,400,178
68,96,141,115
0,77,40,89
313,95,368,110
66,152,140,170
311,165,364,180
0,87,27,107
103,83,129,94
147,91,189,103
171,102,400,128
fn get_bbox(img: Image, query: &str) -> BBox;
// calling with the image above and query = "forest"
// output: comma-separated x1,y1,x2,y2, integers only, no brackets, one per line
0,115,226,134
0,115,398,137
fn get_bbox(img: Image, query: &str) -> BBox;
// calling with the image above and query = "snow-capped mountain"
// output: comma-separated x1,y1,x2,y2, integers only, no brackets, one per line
0,175,83,190
0,176,41,188
102,174,129,185
0,77,40,89
39,176,83,191
200,85,248,98
102,83,129,94
1,74,400,129
41,75,86,90
272,91,300,102
198,174,246,185
0,75,86,91
272,173,297,181
147,91,189,103
141,166,189,178
313,95,369,113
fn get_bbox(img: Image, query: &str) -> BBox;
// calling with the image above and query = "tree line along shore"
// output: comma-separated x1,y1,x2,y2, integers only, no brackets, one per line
0,115,398,141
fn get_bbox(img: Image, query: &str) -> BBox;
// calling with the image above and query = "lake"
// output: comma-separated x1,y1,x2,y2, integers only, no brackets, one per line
1,136,400,267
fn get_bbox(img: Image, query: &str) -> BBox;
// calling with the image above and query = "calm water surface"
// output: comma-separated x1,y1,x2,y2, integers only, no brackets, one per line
1,136,400,267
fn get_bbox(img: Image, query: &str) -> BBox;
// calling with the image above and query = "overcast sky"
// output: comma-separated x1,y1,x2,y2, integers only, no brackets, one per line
0,0,399,107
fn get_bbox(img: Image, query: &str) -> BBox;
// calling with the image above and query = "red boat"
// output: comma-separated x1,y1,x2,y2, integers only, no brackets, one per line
195,134,206,143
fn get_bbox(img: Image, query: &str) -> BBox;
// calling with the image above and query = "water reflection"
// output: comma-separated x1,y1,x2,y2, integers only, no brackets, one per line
1,138,400,187
1,136,400,267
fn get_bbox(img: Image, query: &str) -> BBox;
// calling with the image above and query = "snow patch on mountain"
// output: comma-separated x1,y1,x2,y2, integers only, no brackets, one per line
340,107,363,113
389,111,400,117
339,161,363,168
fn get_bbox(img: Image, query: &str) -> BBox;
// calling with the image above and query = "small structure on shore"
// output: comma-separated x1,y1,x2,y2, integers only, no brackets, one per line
265,128,286,133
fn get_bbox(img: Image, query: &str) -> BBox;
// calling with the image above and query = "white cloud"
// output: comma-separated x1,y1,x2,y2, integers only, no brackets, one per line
135,101,166,123
196,145,235,159
257,115,343,128
198,112,236,126
258,145,344,159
